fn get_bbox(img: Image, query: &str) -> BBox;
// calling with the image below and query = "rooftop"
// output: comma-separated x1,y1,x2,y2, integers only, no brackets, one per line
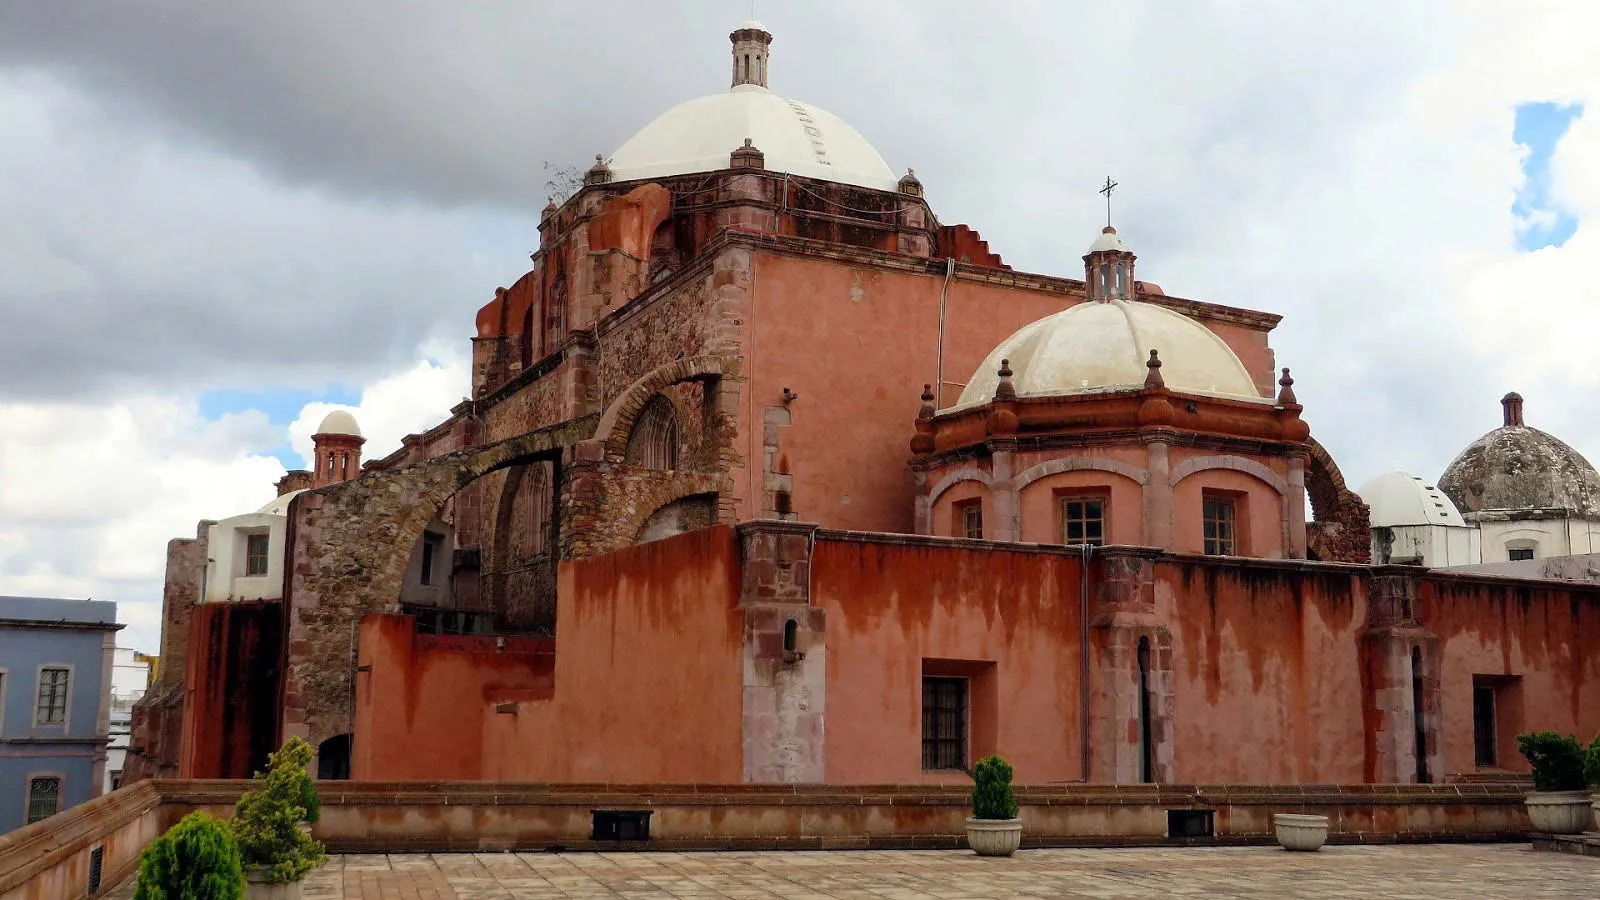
0,594,119,627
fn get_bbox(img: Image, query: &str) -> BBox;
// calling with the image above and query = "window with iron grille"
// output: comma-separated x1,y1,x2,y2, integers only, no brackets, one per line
1507,546,1535,561
921,677,968,770
1202,497,1236,556
245,532,270,576
35,668,69,725
1061,496,1106,546
956,500,983,539
27,777,60,824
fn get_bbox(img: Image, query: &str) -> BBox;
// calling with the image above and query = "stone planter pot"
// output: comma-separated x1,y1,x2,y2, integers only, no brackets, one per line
1525,790,1593,834
245,869,303,900
1273,813,1329,851
1592,794,1599,833
965,817,1023,857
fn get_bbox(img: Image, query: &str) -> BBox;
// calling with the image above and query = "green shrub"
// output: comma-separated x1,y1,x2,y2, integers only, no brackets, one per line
231,737,326,882
970,755,1019,820
133,811,245,900
1586,731,1600,789
1516,731,1587,792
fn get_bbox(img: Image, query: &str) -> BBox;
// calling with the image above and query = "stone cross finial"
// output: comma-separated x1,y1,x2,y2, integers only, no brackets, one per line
1144,349,1165,390
1277,367,1298,406
1501,391,1524,427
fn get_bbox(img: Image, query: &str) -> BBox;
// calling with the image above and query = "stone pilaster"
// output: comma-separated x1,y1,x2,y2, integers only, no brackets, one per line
1088,549,1174,784
737,521,825,783
1142,438,1173,548
1286,453,1308,559
1360,568,1443,783
989,445,1019,541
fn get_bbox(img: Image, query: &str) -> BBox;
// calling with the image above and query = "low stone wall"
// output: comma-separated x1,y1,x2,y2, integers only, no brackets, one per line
1,780,1534,898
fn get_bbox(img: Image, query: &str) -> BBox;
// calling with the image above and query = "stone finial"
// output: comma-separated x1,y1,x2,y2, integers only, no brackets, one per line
1277,367,1298,406
583,154,612,186
1144,349,1165,390
1501,391,1524,427
898,168,924,197
541,198,558,220
994,359,1017,400
730,137,765,169
918,383,936,419
911,384,937,455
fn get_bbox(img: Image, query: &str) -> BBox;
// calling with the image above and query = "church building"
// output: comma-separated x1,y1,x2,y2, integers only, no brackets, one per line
126,22,1599,789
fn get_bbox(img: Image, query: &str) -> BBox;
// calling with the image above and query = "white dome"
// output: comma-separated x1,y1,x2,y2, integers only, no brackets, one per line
315,409,361,437
954,299,1263,408
1087,226,1130,254
1359,471,1467,527
736,19,767,31
256,489,307,516
609,85,898,191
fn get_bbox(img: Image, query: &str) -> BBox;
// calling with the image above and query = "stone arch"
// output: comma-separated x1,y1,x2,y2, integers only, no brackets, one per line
1169,455,1288,496
636,491,719,544
486,459,556,631
1305,436,1372,563
928,468,992,504
1015,457,1150,491
625,394,681,470
595,355,734,461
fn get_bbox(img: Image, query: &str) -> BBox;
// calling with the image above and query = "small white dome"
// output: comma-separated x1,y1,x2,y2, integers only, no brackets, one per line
610,88,898,191
736,19,768,31
315,410,361,437
1087,226,1130,254
954,299,1262,408
256,489,307,516
1359,471,1467,527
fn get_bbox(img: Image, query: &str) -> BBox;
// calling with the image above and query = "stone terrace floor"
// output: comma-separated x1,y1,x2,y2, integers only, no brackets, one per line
111,844,1597,899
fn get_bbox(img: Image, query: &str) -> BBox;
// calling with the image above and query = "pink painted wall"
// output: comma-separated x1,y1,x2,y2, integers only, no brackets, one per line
1171,467,1287,558
813,537,1087,784
1158,560,1368,783
1017,470,1145,545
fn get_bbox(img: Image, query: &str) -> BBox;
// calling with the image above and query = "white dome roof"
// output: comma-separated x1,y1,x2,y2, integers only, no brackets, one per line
315,409,361,437
256,489,307,516
954,299,1263,409
1087,226,1131,254
609,85,898,191
1359,471,1467,527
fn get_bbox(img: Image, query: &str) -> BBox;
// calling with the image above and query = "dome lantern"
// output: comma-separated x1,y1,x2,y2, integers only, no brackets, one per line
731,20,773,89
1084,177,1136,302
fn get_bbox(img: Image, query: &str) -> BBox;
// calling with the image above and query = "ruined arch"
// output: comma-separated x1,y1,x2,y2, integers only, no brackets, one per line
1305,436,1372,563
487,458,557,632
636,492,719,544
595,355,735,461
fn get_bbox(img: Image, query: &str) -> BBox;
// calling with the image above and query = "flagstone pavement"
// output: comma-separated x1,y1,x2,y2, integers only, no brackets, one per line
110,844,1597,899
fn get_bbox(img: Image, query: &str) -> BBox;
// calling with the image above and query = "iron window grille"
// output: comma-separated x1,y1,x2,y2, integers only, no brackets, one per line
27,777,60,824
921,677,968,771
35,668,69,725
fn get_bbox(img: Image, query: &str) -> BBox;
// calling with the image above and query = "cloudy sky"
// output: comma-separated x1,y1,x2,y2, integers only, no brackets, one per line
1,1,1596,651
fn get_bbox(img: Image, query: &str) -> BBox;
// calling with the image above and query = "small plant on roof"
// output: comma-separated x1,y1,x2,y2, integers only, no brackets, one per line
971,755,1019,820
133,811,245,900
1515,731,1588,792
231,736,326,882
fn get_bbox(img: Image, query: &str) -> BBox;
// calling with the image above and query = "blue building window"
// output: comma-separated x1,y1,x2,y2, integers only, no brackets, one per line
35,667,69,725
27,777,60,824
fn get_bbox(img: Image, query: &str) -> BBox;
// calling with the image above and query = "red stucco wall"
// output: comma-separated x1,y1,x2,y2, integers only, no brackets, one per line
813,537,1088,784
179,601,283,780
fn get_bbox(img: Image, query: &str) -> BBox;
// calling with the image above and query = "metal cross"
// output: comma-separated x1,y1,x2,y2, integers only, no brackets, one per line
1099,176,1118,228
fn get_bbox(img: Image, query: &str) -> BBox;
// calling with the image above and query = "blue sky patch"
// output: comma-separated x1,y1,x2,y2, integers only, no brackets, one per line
1512,101,1581,251
200,385,361,469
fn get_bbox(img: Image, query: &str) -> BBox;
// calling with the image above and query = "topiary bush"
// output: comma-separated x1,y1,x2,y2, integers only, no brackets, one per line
231,737,326,882
1516,731,1588,792
133,811,245,900
1586,730,1600,789
971,755,1019,820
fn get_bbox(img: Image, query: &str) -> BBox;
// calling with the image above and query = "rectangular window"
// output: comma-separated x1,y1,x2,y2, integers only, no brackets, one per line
35,668,69,725
1472,685,1497,767
27,777,60,824
1061,496,1106,546
1507,547,1535,561
921,677,968,771
420,534,441,585
245,532,270,576
1203,497,1236,556
956,501,983,540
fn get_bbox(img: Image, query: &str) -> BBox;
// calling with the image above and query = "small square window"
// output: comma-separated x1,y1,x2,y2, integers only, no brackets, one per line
245,532,270,576
35,668,69,726
27,777,60,824
1061,496,1106,546
921,677,968,771
1203,497,1236,556
955,500,983,540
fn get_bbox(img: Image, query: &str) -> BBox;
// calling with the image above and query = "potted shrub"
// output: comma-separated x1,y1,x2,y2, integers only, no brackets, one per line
232,737,326,899
133,811,246,900
1516,731,1591,834
966,755,1022,857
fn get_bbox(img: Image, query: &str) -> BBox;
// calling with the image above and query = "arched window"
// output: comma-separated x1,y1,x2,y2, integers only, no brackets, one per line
625,395,680,470
317,734,352,780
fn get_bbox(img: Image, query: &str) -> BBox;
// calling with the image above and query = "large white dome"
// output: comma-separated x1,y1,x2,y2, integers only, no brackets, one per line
609,86,897,191
954,299,1263,409
1359,471,1467,527
315,409,361,437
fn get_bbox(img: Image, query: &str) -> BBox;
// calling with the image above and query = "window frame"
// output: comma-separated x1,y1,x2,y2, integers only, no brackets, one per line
25,773,63,825
1202,494,1238,556
1506,545,1536,561
921,675,970,772
244,530,271,577
953,499,983,540
34,664,72,728
1059,493,1109,547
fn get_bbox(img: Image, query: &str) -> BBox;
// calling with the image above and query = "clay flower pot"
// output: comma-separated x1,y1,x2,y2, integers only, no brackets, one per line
965,817,1023,857
1524,791,1593,834
1273,813,1329,851
245,869,304,900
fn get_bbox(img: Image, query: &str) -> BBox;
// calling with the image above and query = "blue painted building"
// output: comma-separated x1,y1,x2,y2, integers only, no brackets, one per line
0,596,120,834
